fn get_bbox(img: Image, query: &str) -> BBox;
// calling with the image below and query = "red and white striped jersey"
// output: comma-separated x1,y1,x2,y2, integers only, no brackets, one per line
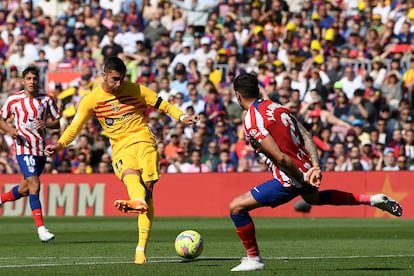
244,99,312,187
0,90,60,156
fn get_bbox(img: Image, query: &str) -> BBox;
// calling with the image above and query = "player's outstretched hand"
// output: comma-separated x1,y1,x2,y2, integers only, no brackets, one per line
181,114,200,125
44,143,63,157
304,167,322,188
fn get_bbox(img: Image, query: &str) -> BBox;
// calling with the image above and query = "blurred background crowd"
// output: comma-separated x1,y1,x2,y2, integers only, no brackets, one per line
1,0,414,175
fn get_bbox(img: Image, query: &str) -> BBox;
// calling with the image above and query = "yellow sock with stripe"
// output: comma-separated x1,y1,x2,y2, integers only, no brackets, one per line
135,199,154,264
123,174,146,202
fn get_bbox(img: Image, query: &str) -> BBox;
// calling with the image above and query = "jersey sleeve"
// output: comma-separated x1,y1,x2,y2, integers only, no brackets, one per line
141,85,185,120
47,96,61,120
58,94,94,148
0,97,13,119
245,108,269,144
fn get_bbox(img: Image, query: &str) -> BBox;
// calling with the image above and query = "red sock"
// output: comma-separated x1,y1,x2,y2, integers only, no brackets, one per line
1,189,17,202
319,190,370,205
31,208,44,227
236,221,260,258
356,194,371,205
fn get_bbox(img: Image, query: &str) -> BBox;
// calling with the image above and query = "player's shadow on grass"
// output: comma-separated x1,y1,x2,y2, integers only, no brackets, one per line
178,257,239,263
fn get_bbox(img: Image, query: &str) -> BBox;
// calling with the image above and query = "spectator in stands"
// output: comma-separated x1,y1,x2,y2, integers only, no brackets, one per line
8,42,34,72
96,161,111,173
339,66,364,99
403,129,414,167
201,140,219,171
43,157,58,174
221,87,242,127
101,28,123,61
2,65,21,93
327,55,344,90
167,146,190,173
215,149,236,173
403,58,414,88
168,41,195,74
164,130,181,160
370,57,387,88
170,63,189,99
323,155,337,172
44,35,64,66
184,150,209,173
2,0,414,173
377,148,399,171
396,154,408,170
144,11,166,48
204,87,227,124
348,89,376,125
170,0,220,34
381,72,403,110
182,87,205,115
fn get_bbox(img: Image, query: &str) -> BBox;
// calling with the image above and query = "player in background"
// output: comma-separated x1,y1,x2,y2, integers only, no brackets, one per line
229,73,403,272
45,56,199,264
0,66,60,242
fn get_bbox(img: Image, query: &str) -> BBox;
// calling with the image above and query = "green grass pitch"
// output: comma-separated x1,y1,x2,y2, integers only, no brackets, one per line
0,217,413,275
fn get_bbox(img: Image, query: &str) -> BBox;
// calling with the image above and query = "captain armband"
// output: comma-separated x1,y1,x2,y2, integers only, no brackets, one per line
154,97,163,109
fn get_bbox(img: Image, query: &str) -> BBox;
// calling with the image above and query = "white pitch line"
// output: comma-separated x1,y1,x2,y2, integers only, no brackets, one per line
0,254,413,268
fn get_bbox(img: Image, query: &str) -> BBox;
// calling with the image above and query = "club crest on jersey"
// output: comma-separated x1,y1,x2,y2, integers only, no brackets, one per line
266,103,278,121
105,118,114,126
249,129,258,137
111,102,120,112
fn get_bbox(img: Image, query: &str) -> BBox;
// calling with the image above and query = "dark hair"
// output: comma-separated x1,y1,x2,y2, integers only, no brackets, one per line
104,56,126,74
233,73,260,99
22,66,40,78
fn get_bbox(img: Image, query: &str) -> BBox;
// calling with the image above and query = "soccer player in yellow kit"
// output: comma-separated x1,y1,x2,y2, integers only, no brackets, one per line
45,57,199,264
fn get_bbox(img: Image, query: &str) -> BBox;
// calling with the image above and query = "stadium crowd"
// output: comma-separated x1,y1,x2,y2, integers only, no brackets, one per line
1,0,414,174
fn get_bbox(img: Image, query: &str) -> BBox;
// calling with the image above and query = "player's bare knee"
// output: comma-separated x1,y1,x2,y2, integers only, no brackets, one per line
229,198,243,214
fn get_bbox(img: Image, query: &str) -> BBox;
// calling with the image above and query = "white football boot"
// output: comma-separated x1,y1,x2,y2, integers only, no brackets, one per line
231,256,265,272
38,228,55,242
371,194,403,217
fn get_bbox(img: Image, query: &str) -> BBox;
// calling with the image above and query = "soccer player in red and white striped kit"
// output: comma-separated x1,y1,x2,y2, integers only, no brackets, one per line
0,66,60,242
229,73,403,272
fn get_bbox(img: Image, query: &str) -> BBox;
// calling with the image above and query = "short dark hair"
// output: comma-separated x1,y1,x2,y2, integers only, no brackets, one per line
104,56,126,74
233,73,260,99
22,66,40,78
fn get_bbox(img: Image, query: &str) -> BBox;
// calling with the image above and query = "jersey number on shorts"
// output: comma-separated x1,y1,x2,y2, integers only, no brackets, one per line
23,155,36,167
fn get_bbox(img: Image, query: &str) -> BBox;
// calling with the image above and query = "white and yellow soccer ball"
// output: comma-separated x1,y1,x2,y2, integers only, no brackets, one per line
174,230,204,259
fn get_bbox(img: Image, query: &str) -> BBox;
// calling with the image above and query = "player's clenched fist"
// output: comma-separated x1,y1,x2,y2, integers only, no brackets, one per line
303,167,322,188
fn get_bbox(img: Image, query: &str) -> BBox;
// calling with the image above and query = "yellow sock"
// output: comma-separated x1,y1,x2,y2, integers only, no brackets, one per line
137,198,154,249
123,174,146,202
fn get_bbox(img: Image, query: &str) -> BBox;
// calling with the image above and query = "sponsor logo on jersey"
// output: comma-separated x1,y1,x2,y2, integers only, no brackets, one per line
105,118,114,126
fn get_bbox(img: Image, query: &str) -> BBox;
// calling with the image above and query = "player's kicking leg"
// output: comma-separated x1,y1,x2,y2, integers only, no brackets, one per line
302,190,403,217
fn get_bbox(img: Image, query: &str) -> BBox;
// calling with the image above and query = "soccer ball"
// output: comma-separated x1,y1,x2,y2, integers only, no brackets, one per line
174,230,204,259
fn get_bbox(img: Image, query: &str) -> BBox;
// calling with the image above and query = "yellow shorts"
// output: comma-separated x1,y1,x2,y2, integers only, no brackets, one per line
112,142,159,182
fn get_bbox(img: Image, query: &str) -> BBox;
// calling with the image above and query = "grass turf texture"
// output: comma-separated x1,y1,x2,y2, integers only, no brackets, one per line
0,217,413,275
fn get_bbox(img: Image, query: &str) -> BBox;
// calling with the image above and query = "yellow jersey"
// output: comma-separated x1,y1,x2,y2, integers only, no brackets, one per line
58,81,185,156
